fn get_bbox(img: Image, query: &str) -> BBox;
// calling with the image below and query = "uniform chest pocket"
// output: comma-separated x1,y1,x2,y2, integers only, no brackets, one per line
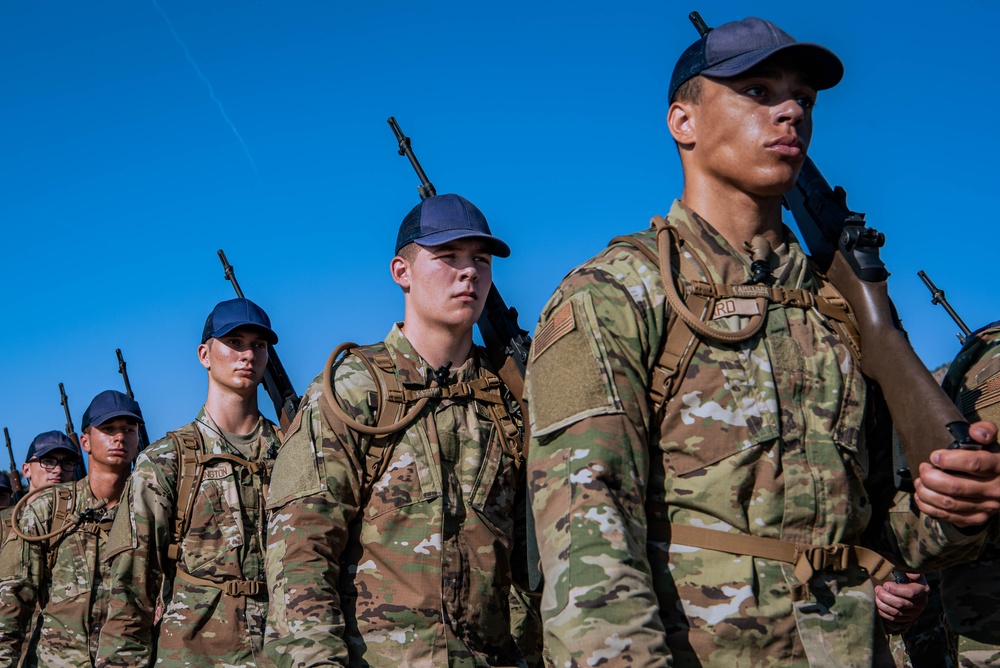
180,462,244,575
45,528,98,605
364,427,438,521
659,338,780,476
469,411,519,545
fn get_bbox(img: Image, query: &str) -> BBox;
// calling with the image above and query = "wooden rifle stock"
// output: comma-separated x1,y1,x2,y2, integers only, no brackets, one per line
786,157,976,475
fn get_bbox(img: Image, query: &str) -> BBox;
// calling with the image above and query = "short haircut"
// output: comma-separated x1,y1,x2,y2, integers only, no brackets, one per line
673,75,703,105
396,242,419,263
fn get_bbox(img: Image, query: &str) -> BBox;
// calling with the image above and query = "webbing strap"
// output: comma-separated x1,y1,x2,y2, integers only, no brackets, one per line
174,568,264,597
194,452,262,475
665,523,897,599
167,430,204,562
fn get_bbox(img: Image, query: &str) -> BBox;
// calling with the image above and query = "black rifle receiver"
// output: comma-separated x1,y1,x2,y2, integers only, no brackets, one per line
4,427,24,500
918,271,972,343
216,249,301,432
386,117,532,394
116,348,152,449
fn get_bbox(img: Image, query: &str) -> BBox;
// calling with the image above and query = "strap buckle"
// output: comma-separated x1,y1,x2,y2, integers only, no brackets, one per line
799,543,851,573
225,579,262,597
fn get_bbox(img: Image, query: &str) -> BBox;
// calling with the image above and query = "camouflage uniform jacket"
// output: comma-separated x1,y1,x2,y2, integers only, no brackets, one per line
938,323,1000,664
0,476,117,667
265,324,529,667
523,200,990,668
95,408,281,668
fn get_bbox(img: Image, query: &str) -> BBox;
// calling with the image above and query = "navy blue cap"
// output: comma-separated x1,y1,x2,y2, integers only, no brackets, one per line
201,298,278,345
395,194,511,258
669,17,843,102
26,431,81,462
82,390,144,431
0,471,11,492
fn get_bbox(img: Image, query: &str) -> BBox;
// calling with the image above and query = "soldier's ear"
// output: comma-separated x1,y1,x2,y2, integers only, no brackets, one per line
80,429,93,455
390,256,411,291
668,101,696,147
197,342,212,370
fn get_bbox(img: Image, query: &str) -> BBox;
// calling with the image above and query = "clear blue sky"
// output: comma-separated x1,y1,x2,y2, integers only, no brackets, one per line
2,0,997,465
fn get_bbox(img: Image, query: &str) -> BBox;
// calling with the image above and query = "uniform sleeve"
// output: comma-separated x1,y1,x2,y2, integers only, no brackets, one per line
862,388,993,571
264,371,368,668
525,265,670,667
96,445,176,668
0,498,49,664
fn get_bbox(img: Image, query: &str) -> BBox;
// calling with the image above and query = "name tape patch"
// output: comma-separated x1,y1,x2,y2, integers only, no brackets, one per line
712,298,762,320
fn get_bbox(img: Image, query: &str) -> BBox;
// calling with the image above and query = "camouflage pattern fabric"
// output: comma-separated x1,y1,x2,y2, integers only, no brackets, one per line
523,200,991,668
0,477,117,667
95,407,281,668
264,325,533,667
939,324,1000,667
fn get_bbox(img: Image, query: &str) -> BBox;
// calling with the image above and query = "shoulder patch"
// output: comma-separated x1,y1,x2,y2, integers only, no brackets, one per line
267,410,324,510
531,300,576,362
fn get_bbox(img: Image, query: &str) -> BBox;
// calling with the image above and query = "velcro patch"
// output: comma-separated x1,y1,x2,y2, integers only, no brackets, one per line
960,373,1000,417
712,298,762,320
203,462,234,480
531,300,576,362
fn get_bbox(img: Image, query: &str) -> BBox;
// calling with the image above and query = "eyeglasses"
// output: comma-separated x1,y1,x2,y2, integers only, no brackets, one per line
29,457,77,471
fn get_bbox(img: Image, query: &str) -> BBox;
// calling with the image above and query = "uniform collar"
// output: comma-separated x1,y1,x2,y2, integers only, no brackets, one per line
384,323,479,388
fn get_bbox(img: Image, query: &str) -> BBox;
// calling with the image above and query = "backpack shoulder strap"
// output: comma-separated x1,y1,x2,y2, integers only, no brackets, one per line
166,427,205,562
608,230,711,418
319,342,410,503
42,485,77,582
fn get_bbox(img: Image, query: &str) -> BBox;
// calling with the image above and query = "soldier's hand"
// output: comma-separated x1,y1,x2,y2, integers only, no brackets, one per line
875,573,929,627
914,420,1000,527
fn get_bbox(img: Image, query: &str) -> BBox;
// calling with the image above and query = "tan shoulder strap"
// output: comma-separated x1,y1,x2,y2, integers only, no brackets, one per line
608,231,712,415
42,486,77,580
167,429,204,562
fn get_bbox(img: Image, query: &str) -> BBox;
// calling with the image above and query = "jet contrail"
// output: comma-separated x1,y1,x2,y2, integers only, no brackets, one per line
151,0,261,177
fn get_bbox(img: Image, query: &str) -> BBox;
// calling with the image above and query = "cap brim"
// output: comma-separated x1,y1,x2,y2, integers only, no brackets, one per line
90,410,144,427
702,42,843,90
415,230,511,258
32,443,81,459
211,323,279,345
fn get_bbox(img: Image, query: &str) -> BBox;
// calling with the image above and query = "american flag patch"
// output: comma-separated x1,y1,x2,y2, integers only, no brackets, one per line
531,301,576,362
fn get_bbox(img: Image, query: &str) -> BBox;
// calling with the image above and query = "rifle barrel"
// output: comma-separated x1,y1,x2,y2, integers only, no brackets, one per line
387,117,437,200
116,348,135,398
918,270,972,338
4,427,23,496
218,249,246,299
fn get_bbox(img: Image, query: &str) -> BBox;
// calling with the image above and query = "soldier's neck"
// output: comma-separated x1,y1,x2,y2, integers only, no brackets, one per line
204,385,261,435
680,180,786,252
87,461,129,509
399,317,474,373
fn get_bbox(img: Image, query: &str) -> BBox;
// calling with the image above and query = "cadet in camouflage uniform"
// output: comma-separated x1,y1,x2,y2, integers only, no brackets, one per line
939,322,1000,667
0,393,141,667
96,298,283,668
265,194,534,667
523,17,1000,667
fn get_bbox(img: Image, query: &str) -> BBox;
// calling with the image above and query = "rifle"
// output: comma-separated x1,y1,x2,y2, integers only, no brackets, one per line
4,427,24,500
918,271,972,343
388,116,539,590
117,348,152,449
682,12,978,477
216,250,300,431
58,383,87,480
387,117,532,405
